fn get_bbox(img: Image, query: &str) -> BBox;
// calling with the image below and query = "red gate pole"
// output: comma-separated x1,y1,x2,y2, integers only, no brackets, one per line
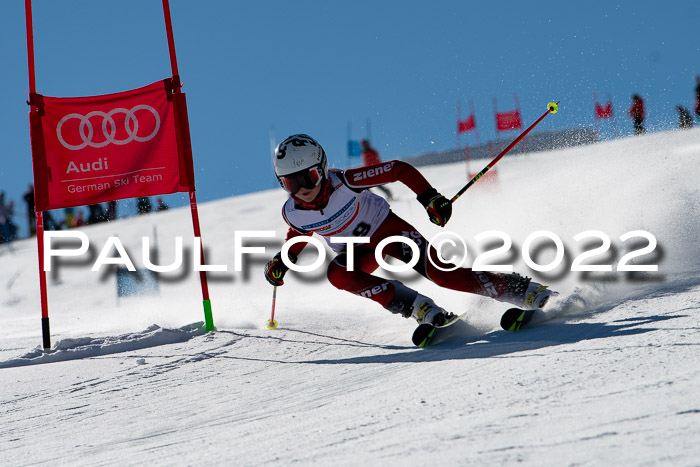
25,0,51,351
609,93,619,135
25,0,36,93
469,99,480,145
593,91,600,136
515,93,527,153
162,0,214,331
464,144,470,177
456,100,461,149
492,96,498,139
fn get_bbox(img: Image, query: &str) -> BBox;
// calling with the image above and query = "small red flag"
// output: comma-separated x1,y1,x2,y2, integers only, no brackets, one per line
458,114,476,133
496,110,522,132
595,101,613,119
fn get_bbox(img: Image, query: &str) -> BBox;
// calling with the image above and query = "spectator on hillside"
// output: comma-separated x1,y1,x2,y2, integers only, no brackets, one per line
106,200,117,221
156,198,169,211
88,203,106,224
360,139,396,200
677,106,693,129
0,192,17,243
23,184,36,236
43,210,60,231
694,75,700,121
137,197,152,215
64,207,75,228
73,210,86,227
628,94,646,135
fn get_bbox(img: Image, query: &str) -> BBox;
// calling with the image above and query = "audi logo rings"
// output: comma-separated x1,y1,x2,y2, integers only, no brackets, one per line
56,105,161,150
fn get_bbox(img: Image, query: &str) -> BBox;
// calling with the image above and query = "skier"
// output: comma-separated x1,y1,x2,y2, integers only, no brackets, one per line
676,106,693,129
264,134,553,327
628,94,646,135
359,139,396,201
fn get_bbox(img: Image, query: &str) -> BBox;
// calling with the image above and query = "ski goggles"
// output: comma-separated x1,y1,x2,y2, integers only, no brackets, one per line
279,166,323,194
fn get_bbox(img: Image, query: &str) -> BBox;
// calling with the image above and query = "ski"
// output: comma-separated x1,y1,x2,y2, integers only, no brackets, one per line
412,312,467,347
413,307,540,347
500,308,536,332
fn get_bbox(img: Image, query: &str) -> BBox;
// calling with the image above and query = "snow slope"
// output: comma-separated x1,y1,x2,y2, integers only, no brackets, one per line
1,128,699,466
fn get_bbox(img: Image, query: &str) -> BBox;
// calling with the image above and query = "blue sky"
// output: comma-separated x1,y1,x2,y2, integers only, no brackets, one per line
1,1,699,232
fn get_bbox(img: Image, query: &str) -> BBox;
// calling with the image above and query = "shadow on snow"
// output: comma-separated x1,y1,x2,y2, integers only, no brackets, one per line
293,314,686,365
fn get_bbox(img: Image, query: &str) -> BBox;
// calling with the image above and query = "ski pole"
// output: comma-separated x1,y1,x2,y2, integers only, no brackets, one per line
451,102,559,204
266,286,278,330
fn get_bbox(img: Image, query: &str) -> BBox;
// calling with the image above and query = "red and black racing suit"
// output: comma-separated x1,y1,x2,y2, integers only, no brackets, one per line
281,160,507,317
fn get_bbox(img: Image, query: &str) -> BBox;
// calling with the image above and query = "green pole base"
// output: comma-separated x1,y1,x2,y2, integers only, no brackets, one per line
202,299,215,331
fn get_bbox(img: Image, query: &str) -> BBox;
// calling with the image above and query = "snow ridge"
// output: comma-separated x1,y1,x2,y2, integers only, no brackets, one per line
0,322,206,368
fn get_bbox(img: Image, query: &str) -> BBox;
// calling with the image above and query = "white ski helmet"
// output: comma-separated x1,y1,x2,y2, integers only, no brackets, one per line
274,134,328,193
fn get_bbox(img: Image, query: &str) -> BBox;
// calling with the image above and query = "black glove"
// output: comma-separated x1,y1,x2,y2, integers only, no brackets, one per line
264,251,297,286
417,187,452,227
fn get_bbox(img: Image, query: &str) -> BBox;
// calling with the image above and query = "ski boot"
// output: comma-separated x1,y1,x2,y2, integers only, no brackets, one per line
496,273,554,309
383,281,456,325
410,294,456,326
